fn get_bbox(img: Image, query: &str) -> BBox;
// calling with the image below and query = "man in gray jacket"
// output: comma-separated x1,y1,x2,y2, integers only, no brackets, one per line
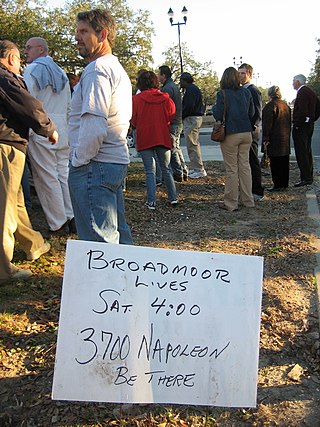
158,65,188,182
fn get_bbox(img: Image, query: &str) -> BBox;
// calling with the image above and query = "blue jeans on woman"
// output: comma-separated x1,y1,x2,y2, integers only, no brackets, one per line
68,161,133,244
140,146,177,205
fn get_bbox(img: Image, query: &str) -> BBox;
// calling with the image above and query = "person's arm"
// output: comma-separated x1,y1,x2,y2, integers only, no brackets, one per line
249,85,262,129
182,87,196,118
212,91,224,122
3,76,56,138
262,102,274,142
130,95,138,128
71,114,107,167
167,97,176,123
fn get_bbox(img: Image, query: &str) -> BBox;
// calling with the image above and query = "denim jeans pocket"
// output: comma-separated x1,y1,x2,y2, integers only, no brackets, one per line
96,162,127,192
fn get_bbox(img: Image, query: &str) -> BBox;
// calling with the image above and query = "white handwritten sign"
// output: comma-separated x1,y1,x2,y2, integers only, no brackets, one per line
52,240,263,407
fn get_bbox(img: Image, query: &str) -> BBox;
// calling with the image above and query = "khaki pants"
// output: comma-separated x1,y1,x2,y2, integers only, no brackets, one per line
220,132,254,211
183,116,204,171
0,144,44,281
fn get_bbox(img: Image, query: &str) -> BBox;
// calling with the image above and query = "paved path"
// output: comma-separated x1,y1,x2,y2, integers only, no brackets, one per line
129,122,319,164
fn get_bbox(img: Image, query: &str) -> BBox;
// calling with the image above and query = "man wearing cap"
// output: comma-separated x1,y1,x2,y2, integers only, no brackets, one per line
180,72,207,179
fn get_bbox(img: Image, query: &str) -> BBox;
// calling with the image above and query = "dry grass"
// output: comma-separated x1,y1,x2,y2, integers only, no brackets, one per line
1,161,320,426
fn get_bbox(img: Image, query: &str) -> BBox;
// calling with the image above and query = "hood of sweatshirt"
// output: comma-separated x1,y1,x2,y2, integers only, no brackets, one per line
137,88,169,104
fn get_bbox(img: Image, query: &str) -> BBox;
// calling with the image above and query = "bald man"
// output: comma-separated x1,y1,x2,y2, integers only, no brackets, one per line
24,37,74,236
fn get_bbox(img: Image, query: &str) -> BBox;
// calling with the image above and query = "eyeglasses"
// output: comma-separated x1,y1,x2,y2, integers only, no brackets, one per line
25,45,41,51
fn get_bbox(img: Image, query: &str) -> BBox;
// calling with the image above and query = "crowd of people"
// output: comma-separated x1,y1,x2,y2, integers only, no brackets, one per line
1,8,320,284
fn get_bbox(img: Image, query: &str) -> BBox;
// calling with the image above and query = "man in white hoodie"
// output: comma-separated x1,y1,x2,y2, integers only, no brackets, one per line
24,37,74,235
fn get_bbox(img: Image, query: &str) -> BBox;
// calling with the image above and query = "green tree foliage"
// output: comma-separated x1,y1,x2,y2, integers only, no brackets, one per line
161,43,220,108
308,38,320,95
259,87,269,106
0,0,153,81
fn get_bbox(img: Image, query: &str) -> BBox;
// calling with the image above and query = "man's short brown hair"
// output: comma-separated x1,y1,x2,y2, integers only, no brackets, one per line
238,63,253,78
77,9,117,48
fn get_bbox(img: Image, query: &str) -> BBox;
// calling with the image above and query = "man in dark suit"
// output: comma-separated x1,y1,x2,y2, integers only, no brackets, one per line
292,74,320,187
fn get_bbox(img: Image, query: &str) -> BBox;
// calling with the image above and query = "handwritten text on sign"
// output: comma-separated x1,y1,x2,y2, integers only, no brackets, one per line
52,240,263,407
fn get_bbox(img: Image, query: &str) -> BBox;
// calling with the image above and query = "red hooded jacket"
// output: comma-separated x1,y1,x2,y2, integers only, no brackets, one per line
131,88,176,151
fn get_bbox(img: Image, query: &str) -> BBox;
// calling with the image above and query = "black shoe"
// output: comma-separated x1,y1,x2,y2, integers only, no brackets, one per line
69,218,77,234
183,171,188,182
266,187,286,192
173,174,183,183
294,181,312,187
45,220,69,238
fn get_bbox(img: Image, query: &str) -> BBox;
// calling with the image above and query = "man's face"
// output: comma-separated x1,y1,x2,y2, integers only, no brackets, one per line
25,39,42,64
238,68,250,85
11,49,21,75
158,72,165,84
292,79,300,90
180,79,187,89
75,20,101,60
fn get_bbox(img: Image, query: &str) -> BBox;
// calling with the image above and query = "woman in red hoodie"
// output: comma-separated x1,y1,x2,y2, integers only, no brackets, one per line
131,71,178,210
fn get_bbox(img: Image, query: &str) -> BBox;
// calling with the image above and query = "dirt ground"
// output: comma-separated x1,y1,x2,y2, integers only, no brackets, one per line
0,160,320,426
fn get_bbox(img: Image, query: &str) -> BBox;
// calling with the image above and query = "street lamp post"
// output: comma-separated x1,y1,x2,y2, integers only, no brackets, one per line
233,56,242,68
168,6,188,75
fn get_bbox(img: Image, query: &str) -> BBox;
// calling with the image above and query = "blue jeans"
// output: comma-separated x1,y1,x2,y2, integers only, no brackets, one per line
170,124,188,176
140,147,177,204
68,161,133,244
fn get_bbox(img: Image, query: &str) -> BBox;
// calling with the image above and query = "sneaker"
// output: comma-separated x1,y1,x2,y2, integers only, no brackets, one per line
145,202,156,210
11,268,33,281
189,170,207,179
253,194,264,202
170,200,179,206
26,242,51,261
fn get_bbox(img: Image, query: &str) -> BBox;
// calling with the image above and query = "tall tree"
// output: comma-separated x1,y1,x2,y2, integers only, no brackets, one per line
308,38,320,96
0,0,154,81
161,43,220,108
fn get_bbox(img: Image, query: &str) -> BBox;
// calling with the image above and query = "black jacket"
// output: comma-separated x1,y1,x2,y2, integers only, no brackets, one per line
0,63,55,154
182,83,204,119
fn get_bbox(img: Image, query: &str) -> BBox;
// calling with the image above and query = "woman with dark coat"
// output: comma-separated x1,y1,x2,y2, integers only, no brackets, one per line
262,86,291,191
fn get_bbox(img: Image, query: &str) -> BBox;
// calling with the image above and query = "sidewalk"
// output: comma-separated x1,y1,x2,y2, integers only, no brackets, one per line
129,127,309,164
